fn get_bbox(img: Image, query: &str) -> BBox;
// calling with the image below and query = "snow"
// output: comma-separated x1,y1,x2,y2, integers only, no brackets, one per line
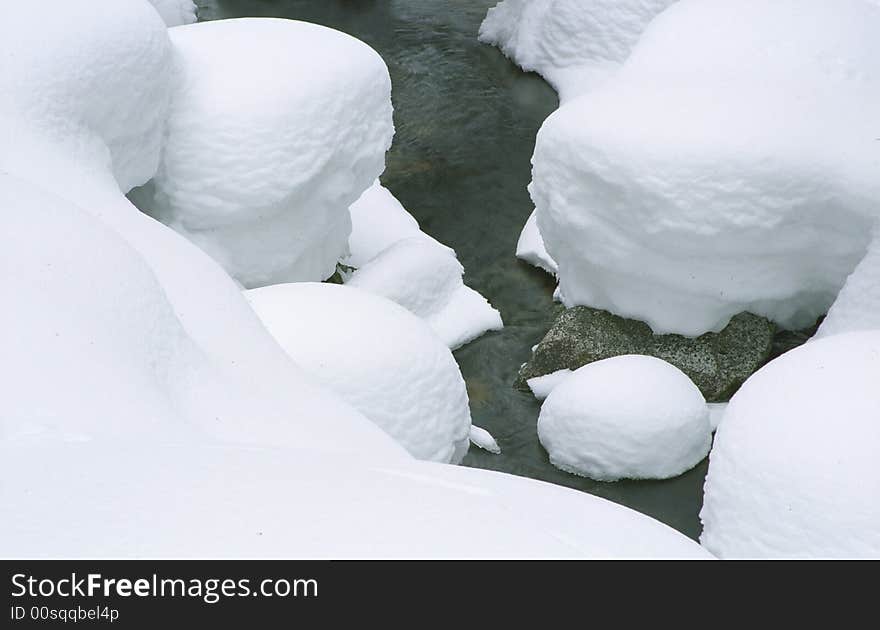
707,403,727,432
481,0,673,276
245,283,472,463
148,0,197,26
530,0,880,336
538,356,711,481
479,0,675,102
347,236,503,350
816,231,880,338
701,331,880,559
0,1,406,460
0,0,716,560
526,368,572,401
1,440,711,559
516,209,558,275
469,425,502,455
131,18,394,288
346,181,441,268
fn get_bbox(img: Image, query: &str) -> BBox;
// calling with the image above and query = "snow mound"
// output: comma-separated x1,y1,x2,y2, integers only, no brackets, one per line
538,356,711,481
469,426,502,455
479,0,675,101
816,232,880,338
526,368,571,401
0,0,173,193
1,441,711,559
346,181,441,268
516,209,558,275
347,237,503,350
0,2,405,460
148,0,197,26
701,331,880,558
133,18,394,288
245,283,472,463
531,0,880,336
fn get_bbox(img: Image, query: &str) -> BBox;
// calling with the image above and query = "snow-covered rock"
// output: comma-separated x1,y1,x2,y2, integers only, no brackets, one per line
133,18,394,288
346,181,441,268
701,331,880,559
538,356,711,481
148,0,197,26
245,283,472,463
481,1,674,276
526,368,571,401
347,237,503,350
469,426,502,455
479,0,675,101
531,0,880,336
516,209,557,275
816,231,880,338
1,440,711,559
0,0,715,561
0,1,406,460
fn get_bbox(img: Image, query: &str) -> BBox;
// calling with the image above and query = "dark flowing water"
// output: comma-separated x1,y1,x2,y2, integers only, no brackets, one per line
198,0,708,539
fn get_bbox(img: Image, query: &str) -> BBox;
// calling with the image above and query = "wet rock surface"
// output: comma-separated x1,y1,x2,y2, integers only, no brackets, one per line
517,307,778,402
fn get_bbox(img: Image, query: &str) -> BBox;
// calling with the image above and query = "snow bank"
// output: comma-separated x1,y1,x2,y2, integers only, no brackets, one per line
701,331,880,558
148,0,197,26
133,18,394,288
531,0,880,336
538,356,711,481
479,0,675,101
816,231,880,338
246,283,472,463
1,440,711,559
346,181,441,268
0,1,406,460
347,227,503,350
0,0,714,560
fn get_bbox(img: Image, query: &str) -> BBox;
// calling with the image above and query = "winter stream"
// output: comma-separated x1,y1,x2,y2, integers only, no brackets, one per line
199,0,707,539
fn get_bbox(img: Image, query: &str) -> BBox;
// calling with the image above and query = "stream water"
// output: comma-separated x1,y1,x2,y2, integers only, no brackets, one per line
198,0,708,539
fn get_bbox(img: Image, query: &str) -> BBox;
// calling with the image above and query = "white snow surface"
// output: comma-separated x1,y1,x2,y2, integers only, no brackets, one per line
701,331,880,559
148,0,197,26
538,356,711,481
469,426,502,455
531,0,880,336
516,209,558,275
526,368,572,401
816,231,880,338
1,440,711,559
347,236,503,350
479,0,675,101
132,18,394,288
245,283,472,464
346,181,441,268
0,1,405,459
0,0,714,560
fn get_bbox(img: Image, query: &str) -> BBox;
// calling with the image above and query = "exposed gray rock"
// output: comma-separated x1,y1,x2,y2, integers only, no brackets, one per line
517,307,776,402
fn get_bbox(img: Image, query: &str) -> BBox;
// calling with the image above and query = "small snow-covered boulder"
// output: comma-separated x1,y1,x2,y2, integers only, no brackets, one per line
347,238,503,350
531,0,880,336
134,18,394,287
518,307,775,402
346,181,440,268
245,283,472,463
701,331,880,559
538,355,711,481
